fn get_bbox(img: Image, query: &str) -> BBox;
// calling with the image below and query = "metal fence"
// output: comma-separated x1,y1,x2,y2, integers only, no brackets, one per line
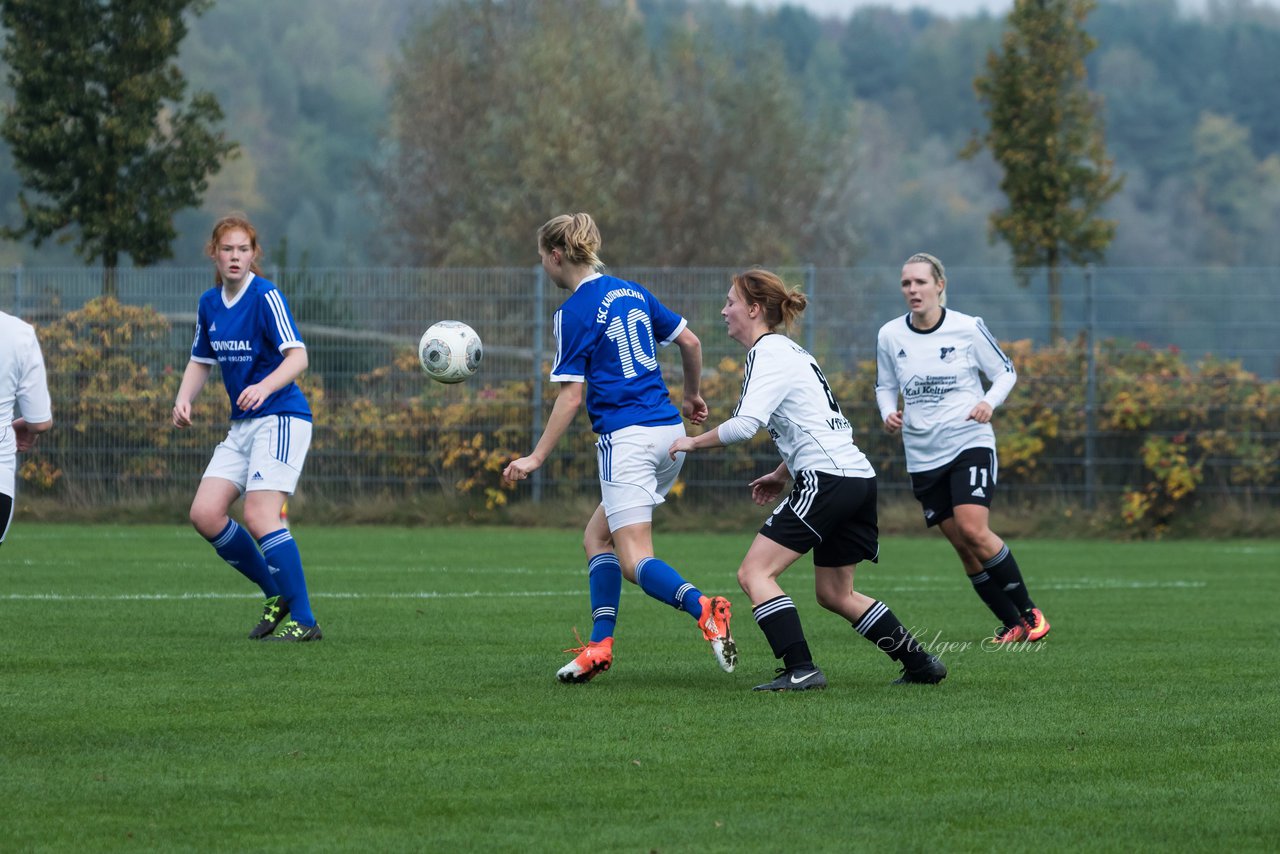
3,265,1278,511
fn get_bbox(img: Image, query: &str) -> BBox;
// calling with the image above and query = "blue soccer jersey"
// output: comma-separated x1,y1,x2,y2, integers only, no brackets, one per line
549,273,686,435
190,273,312,421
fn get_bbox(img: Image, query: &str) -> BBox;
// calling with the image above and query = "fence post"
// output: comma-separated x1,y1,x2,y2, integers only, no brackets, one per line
1084,263,1097,510
14,264,22,317
804,263,816,355
531,264,546,503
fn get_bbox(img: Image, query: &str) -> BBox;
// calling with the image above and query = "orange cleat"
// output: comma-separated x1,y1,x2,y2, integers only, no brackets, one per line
697,595,737,672
992,622,1029,643
556,635,614,684
1025,608,1051,642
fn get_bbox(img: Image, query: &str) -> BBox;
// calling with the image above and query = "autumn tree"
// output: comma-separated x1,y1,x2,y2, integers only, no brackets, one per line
383,0,830,267
965,0,1123,341
0,0,237,293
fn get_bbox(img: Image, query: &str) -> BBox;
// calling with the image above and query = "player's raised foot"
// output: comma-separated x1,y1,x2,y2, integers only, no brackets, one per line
263,620,323,642
752,665,827,692
892,654,948,685
1025,608,1051,642
697,595,737,673
992,621,1029,644
248,595,289,640
557,636,613,684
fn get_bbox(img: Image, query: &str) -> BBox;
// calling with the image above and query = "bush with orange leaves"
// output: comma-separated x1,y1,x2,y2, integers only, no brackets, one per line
19,298,1279,531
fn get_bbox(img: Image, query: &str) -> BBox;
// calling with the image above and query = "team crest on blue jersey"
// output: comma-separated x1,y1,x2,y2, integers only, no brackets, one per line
940,346,957,362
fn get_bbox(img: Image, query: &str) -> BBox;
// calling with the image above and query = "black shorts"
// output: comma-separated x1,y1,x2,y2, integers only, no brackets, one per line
759,471,879,567
909,446,997,528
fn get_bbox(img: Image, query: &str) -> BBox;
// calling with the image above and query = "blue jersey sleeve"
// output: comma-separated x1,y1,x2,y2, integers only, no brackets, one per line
260,287,306,352
190,293,216,363
549,304,593,383
646,291,687,346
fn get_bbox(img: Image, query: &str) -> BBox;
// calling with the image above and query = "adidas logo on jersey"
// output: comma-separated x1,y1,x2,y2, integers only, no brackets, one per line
897,348,907,358
972,486,986,497
251,471,264,481
209,322,217,331
267,564,281,575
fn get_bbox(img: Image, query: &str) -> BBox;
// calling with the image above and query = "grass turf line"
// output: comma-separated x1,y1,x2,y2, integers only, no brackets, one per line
2,525,1278,851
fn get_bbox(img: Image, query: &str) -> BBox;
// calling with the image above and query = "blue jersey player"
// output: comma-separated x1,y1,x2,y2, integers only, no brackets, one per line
503,212,736,684
172,214,321,642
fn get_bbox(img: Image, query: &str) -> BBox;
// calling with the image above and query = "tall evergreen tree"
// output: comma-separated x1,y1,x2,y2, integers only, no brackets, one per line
0,0,236,293
965,0,1122,341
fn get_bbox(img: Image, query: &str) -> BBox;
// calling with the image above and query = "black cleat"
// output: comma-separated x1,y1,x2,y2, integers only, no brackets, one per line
893,654,947,685
263,620,323,642
752,665,828,692
248,595,289,640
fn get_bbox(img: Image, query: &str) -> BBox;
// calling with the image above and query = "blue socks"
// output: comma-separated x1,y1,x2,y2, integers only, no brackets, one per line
257,528,315,626
635,557,704,617
207,519,279,598
587,553,622,642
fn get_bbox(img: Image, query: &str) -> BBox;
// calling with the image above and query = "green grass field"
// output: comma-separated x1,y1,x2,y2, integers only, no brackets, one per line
3,524,1278,852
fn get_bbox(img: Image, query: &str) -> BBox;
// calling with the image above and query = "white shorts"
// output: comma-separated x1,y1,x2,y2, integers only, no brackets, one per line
0,449,14,497
597,422,686,532
203,415,312,495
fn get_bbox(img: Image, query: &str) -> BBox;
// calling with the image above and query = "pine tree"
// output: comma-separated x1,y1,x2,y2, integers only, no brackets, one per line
966,0,1123,341
0,0,237,293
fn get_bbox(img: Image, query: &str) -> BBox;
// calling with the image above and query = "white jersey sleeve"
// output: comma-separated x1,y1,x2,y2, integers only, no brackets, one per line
0,312,53,427
733,334,873,477
875,325,903,422
972,316,1017,409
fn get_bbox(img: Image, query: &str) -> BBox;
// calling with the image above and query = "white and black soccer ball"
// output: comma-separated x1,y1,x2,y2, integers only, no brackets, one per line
418,320,482,384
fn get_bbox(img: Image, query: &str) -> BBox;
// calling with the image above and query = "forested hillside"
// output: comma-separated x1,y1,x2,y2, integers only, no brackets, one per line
3,0,1279,268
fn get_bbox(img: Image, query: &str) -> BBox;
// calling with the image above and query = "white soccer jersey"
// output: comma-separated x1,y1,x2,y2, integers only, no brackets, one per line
875,308,1016,472
1,311,53,446
731,334,873,477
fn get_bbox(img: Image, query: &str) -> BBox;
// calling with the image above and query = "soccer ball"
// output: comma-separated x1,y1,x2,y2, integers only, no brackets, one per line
418,320,482,384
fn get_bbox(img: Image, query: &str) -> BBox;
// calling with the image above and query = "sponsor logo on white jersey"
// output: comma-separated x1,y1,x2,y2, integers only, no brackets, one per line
902,374,959,404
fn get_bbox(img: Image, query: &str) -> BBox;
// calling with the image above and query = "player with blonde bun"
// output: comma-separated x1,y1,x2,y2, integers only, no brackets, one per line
876,252,1050,644
504,212,736,683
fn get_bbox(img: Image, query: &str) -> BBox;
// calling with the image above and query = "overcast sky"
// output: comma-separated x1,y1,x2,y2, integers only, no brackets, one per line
748,0,1010,15
729,0,1256,19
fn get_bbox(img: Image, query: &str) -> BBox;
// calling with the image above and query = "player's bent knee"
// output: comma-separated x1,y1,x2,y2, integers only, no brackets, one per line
189,507,226,539
737,564,772,598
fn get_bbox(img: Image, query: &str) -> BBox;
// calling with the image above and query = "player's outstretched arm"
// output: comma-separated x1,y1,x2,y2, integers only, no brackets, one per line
673,327,707,425
172,361,213,428
749,463,791,506
503,381,583,483
12,417,52,452
237,347,308,413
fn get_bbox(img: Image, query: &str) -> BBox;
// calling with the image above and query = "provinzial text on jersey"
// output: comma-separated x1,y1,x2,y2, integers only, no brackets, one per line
210,339,254,351
595,288,646,324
